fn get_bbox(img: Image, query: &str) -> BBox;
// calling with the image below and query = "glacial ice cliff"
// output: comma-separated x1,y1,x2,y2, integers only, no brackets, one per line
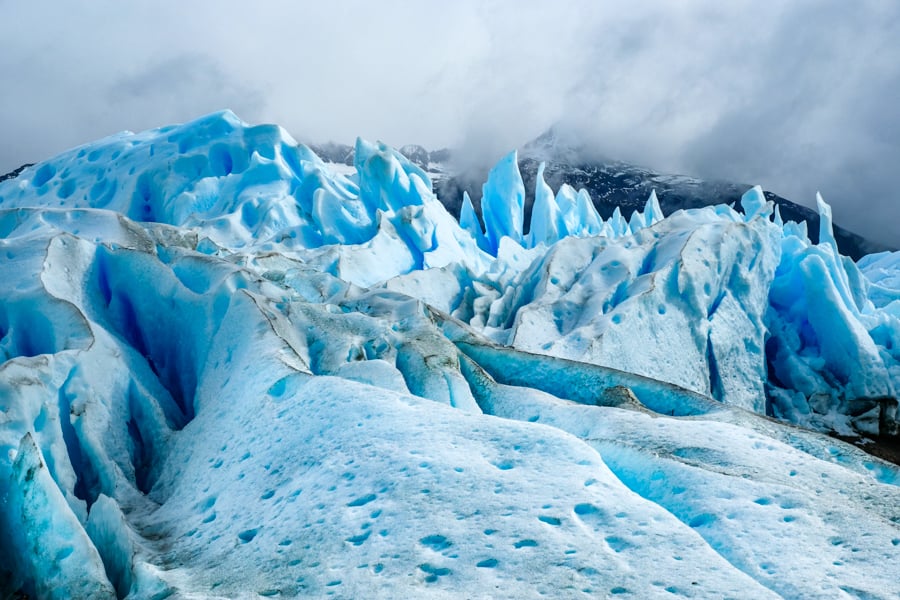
0,110,898,598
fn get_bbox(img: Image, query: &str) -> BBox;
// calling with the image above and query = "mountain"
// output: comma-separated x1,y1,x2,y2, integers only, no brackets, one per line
1,111,899,598
0,163,33,184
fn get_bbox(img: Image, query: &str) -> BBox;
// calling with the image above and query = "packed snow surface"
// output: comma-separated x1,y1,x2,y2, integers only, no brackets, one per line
0,111,898,598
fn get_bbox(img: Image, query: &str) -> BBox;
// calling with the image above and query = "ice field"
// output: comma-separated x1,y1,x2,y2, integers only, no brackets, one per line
0,111,898,598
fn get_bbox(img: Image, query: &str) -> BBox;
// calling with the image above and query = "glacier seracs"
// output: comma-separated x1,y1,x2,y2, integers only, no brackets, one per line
0,110,899,598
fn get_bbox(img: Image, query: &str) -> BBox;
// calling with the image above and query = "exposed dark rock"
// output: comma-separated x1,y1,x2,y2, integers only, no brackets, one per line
0,164,33,183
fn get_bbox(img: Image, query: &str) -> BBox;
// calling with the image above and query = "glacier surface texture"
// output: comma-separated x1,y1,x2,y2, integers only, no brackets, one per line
0,110,899,598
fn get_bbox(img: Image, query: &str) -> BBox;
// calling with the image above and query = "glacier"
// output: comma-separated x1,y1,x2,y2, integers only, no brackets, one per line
0,110,898,598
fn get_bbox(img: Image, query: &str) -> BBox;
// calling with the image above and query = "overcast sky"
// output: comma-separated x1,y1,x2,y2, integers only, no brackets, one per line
1,0,898,245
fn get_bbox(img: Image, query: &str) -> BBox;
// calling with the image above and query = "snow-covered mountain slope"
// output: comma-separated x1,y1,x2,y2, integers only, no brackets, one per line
1,111,899,598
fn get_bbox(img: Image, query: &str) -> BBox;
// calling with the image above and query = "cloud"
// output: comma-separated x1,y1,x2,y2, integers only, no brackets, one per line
0,0,897,245
107,54,266,127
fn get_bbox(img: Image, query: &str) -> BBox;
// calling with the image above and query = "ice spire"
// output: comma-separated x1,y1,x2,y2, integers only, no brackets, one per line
816,192,839,254
555,184,578,237
527,162,564,247
481,150,525,253
575,188,603,236
644,190,663,226
740,185,771,221
460,191,488,251
628,208,647,233
609,206,629,237
814,192,864,318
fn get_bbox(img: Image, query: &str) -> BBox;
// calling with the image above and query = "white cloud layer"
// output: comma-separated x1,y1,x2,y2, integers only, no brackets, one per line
1,0,898,245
